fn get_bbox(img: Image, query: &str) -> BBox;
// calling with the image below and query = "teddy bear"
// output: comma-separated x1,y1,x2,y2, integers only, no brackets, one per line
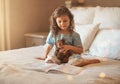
54,39,73,64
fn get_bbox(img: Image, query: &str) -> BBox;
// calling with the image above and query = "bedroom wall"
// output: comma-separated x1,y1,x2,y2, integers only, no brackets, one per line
5,0,120,50
9,0,43,49
8,0,65,50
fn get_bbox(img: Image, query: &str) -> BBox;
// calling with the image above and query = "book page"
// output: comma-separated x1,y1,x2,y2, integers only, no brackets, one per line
23,63,83,75
23,62,58,72
48,64,83,75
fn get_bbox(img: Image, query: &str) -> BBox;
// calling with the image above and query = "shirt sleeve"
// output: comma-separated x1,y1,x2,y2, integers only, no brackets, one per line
46,31,55,46
72,32,82,47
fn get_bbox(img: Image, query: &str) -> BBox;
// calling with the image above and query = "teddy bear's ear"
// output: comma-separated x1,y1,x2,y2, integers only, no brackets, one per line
61,39,65,44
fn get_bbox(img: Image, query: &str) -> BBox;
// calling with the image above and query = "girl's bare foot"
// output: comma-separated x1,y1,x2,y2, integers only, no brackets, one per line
73,59,100,67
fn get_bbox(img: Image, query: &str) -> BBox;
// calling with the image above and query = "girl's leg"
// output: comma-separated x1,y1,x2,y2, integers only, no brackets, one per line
68,54,81,64
72,58,100,67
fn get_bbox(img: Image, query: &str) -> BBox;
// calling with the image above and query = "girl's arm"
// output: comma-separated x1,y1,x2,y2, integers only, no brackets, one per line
36,44,53,60
44,44,53,59
61,45,83,54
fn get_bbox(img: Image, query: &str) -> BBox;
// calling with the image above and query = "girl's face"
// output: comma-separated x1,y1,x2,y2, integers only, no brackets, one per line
56,15,70,31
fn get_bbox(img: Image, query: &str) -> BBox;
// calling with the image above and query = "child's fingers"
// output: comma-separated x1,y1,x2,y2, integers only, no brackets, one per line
36,57,45,60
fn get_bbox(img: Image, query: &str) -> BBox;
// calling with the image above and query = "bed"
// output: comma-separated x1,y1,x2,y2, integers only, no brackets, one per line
0,6,120,84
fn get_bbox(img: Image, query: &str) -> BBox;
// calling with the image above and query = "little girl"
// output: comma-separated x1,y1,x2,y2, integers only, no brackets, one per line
38,6,100,66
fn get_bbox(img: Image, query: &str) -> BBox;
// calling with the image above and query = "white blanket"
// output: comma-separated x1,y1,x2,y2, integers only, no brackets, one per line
0,46,120,84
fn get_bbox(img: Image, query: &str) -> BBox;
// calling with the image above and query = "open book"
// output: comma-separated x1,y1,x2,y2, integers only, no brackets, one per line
23,63,83,75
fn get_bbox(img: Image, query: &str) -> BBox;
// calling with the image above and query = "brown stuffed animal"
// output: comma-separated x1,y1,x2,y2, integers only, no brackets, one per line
46,39,100,66
54,39,73,64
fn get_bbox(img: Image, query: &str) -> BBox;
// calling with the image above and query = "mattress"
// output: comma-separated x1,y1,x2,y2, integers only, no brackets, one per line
0,45,120,84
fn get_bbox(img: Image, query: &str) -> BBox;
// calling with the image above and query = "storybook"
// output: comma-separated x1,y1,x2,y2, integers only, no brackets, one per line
23,63,83,75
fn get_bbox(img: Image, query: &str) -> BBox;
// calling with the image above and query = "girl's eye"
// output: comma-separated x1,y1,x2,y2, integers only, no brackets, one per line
63,19,68,22
59,20,67,23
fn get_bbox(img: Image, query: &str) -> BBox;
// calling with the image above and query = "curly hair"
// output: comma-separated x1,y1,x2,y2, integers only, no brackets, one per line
50,6,75,36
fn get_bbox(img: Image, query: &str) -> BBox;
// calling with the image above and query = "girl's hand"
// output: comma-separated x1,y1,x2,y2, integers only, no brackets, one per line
36,57,46,60
61,45,71,53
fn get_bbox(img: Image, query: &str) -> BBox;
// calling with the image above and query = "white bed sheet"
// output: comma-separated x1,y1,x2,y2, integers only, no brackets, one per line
0,46,120,84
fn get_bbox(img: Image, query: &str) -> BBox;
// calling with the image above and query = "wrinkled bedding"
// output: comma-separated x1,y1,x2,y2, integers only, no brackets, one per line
0,46,120,84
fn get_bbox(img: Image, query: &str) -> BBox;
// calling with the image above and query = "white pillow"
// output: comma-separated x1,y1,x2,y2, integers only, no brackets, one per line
70,7,95,25
89,29,120,59
75,23,99,52
94,6,120,29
